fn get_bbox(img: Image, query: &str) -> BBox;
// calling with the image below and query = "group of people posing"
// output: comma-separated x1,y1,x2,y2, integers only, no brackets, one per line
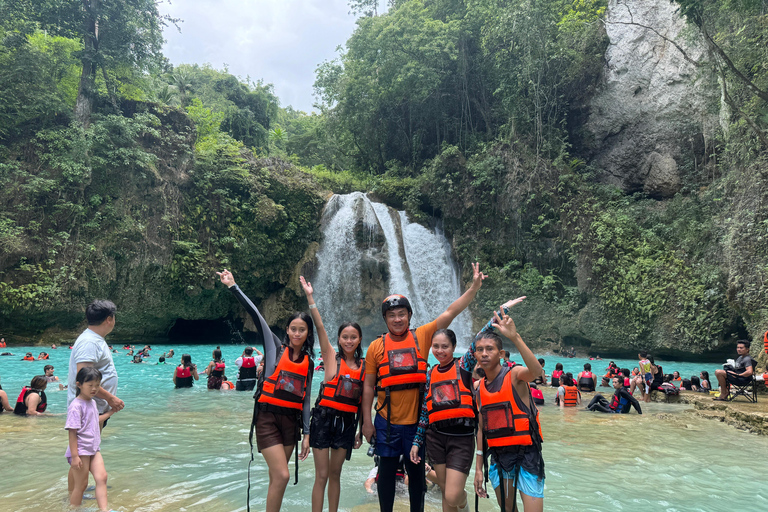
216,264,546,512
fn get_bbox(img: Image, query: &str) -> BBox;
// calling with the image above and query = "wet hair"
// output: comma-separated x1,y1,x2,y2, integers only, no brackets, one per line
690,375,701,388
159,356,165,363
30,375,48,391
284,312,315,358
181,354,193,368
478,331,503,351
663,374,673,383
244,347,254,356
583,363,591,371
621,368,630,377
561,374,574,386
648,355,655,364
86,299,116,325
337,322,363,362
612,376,623,386
44,364,54,372
555,363,563,371
700,370,710,384
212,349,222,362
736,339,750,349
475,367,486,378
74,367,102,396
433,328,457,348
537,358,545,366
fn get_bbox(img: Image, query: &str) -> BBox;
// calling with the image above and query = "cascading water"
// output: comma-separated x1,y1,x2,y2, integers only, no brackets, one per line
313,192,474,347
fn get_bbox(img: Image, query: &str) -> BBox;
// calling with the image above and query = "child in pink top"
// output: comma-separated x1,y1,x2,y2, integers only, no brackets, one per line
65,367,117,512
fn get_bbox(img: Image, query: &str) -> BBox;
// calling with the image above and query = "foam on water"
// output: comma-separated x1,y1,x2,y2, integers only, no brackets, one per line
1,344,766,511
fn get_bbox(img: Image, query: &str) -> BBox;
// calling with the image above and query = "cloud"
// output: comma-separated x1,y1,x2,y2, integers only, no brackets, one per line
159,0,382,112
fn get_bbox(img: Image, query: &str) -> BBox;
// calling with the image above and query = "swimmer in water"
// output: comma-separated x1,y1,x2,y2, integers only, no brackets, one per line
14,376,49,416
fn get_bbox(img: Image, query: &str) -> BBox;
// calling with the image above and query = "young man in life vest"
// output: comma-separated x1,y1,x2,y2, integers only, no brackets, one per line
361,262,486,512
474,310,544,512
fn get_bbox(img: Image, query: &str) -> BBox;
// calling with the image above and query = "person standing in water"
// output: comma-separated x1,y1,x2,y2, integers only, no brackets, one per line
299,276,365,512
474,310,544,512
173,354,200,388
218,269,314,512
202,349,226,390
67,300,124,425
361,262,486,512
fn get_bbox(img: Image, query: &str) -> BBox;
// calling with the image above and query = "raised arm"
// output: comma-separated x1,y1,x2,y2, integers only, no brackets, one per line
218,269,282,374
459,297,526,372
434,262,486,330
300,276,336,380
493,310,542,383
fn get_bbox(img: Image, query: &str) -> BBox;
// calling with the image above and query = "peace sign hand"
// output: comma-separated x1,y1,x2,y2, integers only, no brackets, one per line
471,262,487,290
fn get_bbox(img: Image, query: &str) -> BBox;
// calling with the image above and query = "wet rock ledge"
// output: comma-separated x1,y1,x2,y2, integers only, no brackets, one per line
651,390,768,436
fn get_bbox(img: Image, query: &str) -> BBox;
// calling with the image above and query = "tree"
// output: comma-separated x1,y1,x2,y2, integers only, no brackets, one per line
1,0,176,127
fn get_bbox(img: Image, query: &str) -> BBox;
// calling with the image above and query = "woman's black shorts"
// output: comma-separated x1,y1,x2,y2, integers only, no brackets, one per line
309,406,357,451
425,429,475,474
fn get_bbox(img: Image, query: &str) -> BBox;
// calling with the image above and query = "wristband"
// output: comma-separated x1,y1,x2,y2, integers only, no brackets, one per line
308,304,317,309
476,450,483,456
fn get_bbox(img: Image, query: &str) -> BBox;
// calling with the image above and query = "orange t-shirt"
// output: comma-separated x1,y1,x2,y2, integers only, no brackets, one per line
365,320,437,425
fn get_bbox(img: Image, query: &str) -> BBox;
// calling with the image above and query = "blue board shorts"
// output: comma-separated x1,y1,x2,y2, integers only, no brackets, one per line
488,462,545,499
374,413,424,459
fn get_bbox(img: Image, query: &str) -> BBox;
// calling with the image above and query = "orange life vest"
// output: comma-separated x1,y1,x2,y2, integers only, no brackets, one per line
258,347,311,411
23,356,35,361
479,370,543,449
426,360,475,424
318,356,365,414
0,341,5,348
376,330,427,392
764,330,768,355
38,354,49,360
563,385,580,407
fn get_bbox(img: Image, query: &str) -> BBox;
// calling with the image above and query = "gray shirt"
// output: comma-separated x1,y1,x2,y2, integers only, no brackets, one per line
734,355,755,373
67,328,118,414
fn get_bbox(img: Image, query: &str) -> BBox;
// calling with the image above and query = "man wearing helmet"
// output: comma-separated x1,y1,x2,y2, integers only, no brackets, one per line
362,263,486,512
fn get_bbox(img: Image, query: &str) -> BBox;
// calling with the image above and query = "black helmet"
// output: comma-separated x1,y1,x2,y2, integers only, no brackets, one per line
381,294,412,317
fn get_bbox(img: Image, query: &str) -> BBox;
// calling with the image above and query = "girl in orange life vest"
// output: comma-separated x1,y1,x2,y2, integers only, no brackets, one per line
202,349,226,390
361,262,486,512
474,309,545,512
173,354,199,388
14,375,49,416
556,374,581,408
299,276,365,512
38,352,49,360
218,269,314,512
409,328,477,512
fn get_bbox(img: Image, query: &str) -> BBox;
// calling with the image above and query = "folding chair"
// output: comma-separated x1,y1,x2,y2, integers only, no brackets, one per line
727,358,758,403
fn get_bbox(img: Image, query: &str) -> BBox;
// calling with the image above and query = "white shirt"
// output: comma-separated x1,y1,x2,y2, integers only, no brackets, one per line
67,328,118,414
235,354,263,367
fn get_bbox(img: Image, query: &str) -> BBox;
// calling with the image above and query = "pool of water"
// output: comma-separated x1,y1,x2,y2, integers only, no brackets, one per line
1,343,766,511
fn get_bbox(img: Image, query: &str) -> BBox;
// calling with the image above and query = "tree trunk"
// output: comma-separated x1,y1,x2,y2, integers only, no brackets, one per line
74,0,100,128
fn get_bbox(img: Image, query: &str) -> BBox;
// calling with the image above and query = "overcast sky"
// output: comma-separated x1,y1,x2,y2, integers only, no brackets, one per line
158,1,388,112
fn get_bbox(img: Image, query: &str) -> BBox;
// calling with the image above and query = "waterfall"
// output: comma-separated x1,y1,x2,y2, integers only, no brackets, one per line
313,193,474,348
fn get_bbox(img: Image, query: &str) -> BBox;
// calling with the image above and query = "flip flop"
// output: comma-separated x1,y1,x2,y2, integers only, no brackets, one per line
712,397,728,401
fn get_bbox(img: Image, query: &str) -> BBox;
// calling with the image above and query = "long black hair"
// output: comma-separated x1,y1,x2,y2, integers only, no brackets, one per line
433,328,457,347
212,349,222,362
283,311,315,359
181,354,193,368
337,321,363,362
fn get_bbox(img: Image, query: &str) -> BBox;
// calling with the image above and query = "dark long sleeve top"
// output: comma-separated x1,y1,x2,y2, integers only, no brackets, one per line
229,284,313,433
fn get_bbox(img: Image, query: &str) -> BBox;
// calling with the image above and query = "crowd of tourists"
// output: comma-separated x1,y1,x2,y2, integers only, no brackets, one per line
1,264,767,512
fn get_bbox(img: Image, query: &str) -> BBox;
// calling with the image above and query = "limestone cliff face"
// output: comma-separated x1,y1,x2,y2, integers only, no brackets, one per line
584,0,721,197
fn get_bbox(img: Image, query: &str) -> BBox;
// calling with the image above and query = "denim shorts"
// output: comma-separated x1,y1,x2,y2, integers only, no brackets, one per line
374,413,424,459
488,462,545,499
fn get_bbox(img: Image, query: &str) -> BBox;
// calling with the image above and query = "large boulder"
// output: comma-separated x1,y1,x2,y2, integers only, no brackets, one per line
584,0,721,197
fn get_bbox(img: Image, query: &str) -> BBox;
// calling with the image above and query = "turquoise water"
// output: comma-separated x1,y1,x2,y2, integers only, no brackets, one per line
1,343,766,512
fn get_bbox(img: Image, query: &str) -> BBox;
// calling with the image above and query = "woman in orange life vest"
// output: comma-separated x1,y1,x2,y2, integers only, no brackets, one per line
298,276,364,512
218,269,315,512
556,374,581,408
202,349,226,390
474,309,545,512
14,375,49,416
173,354,200,388
38,352,49,360
408,328,476,512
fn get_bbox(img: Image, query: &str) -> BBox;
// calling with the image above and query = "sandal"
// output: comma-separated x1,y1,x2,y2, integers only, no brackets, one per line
712,397,728,401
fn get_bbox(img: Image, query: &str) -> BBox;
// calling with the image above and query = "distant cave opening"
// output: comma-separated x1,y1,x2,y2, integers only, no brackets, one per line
168,318,249,343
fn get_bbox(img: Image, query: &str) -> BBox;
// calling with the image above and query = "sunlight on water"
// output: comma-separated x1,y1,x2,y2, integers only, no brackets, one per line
1,344,766,511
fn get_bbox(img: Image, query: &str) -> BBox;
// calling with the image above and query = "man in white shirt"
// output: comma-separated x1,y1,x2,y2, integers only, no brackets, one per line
67,300,125,419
